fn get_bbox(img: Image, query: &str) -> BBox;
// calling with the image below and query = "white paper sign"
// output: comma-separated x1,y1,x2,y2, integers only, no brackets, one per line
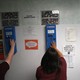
63,44,75,56
22,11,39,25
65,27,76,41
63,44,75,68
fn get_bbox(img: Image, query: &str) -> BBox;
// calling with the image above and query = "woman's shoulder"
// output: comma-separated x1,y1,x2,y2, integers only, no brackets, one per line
59,57,67,67
37,66,42,70
60,57,66,62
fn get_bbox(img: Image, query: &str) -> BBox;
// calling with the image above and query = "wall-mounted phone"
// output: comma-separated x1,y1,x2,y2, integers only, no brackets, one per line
45,24,56,49
3,27,17,55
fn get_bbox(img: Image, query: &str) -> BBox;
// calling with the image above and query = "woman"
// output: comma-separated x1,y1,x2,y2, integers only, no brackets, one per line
0,39,15,80
36,42,67,80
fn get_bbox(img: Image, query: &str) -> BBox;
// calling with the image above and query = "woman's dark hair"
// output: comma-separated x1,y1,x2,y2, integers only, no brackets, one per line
41,47,60,74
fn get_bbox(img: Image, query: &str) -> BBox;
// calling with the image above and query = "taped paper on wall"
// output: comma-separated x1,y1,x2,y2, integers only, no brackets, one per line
22,11,39,25
63,44,75,68
63,44,75,56
23,26,39,36
65,27,77,42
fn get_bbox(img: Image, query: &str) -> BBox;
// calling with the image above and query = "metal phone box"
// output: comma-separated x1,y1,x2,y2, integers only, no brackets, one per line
4,27,17,55
46,24,56,49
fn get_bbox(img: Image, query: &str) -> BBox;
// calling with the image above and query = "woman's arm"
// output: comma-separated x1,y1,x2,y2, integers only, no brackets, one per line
50,42,63,57
5,39,15,65
51,42,67,80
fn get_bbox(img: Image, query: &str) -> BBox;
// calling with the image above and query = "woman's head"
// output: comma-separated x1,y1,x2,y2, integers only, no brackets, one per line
41,47,60,74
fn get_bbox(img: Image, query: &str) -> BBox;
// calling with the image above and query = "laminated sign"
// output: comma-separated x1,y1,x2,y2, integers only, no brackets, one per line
25,40,38,50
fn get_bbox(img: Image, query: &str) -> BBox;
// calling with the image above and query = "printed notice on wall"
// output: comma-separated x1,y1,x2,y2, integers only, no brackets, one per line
63,44,75,68
25,39,38,50
22,11,39,25
63,44,75,56
65,27,77,42
1,12,19,26
23,26,38,36
41,10,59,25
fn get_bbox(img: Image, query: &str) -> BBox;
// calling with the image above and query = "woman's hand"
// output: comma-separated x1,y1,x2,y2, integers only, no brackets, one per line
51,42,63,57
50,42,56,49
10,39,15,48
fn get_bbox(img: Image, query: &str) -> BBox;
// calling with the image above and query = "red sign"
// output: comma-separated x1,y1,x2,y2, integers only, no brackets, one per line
25,40,38,50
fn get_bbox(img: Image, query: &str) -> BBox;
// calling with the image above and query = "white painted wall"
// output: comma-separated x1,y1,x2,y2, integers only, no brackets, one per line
57,24,80,80
5,26,45,80
0,0,80,80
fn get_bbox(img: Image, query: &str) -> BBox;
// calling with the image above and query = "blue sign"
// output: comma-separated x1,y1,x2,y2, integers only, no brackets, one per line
45,24,56,49
4,27,17,55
